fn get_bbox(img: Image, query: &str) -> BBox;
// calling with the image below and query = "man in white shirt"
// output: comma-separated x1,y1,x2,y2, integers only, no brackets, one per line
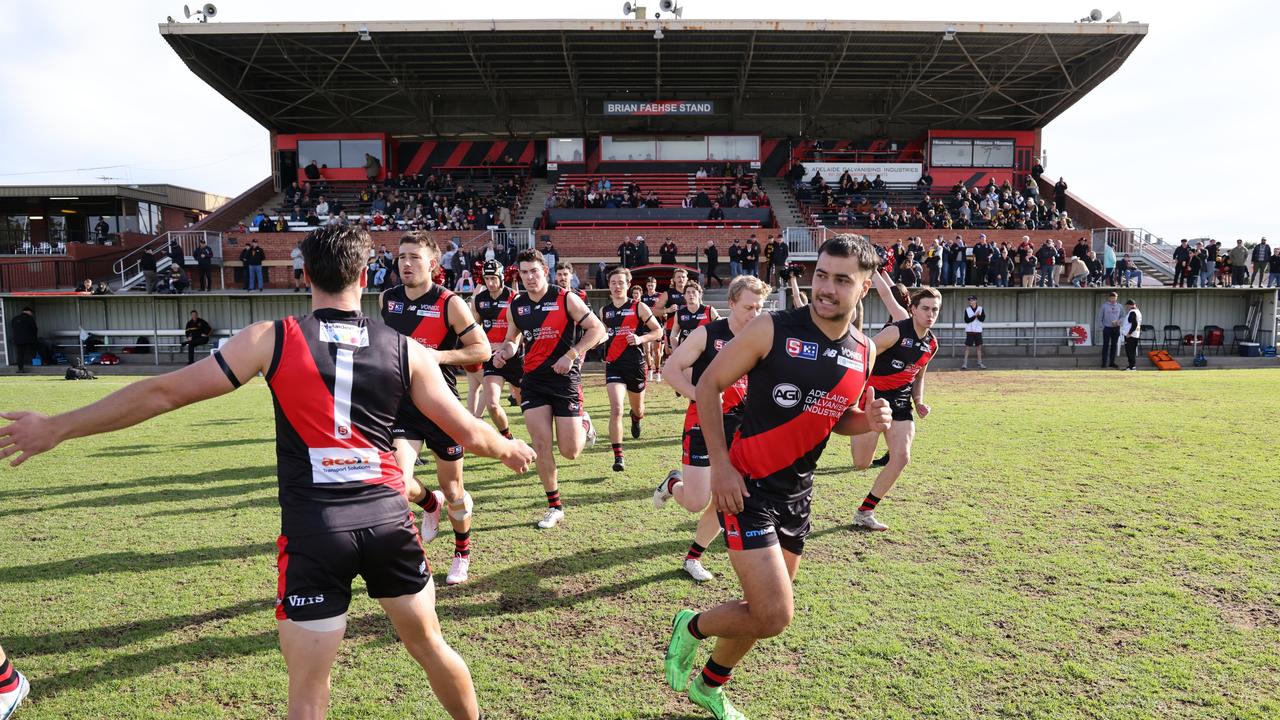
961,295,986,370
290,241,308,292
1120,298,1143,371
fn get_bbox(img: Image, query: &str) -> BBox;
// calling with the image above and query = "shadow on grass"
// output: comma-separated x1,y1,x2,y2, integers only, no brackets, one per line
0,466,275,518
0,464,275,504
0,541,273,585
436,537,691,620
6,598,266,657
86,437,270,458
19,626,281,698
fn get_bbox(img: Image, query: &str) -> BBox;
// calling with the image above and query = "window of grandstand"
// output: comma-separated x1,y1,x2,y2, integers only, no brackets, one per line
929,138,1015,167
137,201,162,234
298,139,384,168
598,135,760,162
707,135,759,161
549,138,585,163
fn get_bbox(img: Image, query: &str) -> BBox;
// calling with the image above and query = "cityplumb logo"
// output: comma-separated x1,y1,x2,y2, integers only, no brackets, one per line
772,383,801,408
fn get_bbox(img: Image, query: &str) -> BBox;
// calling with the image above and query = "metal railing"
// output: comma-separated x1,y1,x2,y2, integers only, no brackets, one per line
783,226,829,256
1091,227,1175,275
112,230,224,288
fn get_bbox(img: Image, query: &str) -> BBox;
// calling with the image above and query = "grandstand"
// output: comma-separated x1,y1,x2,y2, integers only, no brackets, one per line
3,14,1277,366
141,18,1169,283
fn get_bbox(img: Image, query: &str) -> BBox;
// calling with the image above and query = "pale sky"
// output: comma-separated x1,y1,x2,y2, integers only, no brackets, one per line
0,1,1275,242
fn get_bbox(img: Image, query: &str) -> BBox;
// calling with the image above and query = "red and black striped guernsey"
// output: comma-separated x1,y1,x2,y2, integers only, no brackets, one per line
265,309,410,536
691,318,748,414
602,299,645,364
474,286,514,345
869,318,937,392
728,308,871,502
381,283,461,396
510,286,577,378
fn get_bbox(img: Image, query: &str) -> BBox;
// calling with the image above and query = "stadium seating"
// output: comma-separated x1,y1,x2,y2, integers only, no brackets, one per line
546,172,772,229
254,167,530,233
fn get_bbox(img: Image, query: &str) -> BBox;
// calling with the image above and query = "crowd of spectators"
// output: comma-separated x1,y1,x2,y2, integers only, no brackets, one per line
246,171,526,234
879,234,1120,289
797,171,1075,233
548,172,768,212
1171,237,1278,288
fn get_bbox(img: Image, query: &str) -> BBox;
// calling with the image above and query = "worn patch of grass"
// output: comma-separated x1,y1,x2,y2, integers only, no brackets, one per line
1,369,1278,719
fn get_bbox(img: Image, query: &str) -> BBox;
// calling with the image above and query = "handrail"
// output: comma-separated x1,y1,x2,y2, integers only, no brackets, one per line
112,230,224,287
1091,227,1175,275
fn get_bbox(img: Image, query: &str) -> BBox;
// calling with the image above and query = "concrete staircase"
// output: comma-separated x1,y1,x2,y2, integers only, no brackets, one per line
1130,256,1174,286
515,178,553,228
761,177,805,228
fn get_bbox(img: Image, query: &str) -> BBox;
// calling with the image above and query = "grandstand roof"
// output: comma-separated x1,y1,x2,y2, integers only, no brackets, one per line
0,184,229,212
160,18,1147,139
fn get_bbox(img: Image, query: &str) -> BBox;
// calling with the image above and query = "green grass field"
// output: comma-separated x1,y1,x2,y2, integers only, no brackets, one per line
2,369,1278,719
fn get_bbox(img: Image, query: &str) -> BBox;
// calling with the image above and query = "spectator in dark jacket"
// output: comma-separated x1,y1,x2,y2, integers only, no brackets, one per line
660,239,678,265
141,251,160,293
635,236,651,266
12,307,37,373
181,310,212,365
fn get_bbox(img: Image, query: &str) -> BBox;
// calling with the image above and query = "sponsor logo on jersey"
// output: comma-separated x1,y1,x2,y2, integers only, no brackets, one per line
541,303,559,311
772,383,802,408
714,339,728,350
901,338,915,348
387,300,404,314
744,527,776,538
309,448,382,484
823,348,839,358
408,305,417,311
517,305,531,316
319,322,370,347
837,355,864,371
418,307,441,318
891,359,906,370
786,338,819,360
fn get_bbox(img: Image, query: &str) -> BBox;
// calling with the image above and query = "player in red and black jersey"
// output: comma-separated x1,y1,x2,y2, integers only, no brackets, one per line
599,267,664,471
472,260,521,438
670,282,720,349
653,275,772,583
656,266,691,359
639,276,664,381
381,232,491,586
850,286,940,533
0,226,534,720
492,249,607,529
662,235,891,720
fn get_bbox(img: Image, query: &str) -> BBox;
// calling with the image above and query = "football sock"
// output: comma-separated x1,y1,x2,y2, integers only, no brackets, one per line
498,427,513,439
666,471,683,494
701,658,733,688
685,542,706,562
0,658,18,694
611,442,624,458
687,613,707,640
417,491,440,513
454,530,471,558
859,493,881,512
546,490,562,509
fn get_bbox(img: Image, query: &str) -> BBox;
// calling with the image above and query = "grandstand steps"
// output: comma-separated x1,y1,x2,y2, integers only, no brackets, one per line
761,177,805,228
1131,256,1174,286
515,178,553,228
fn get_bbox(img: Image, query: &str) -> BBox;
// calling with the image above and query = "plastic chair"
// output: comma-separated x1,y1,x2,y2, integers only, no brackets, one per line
1162,325,1183,354
1203,325,1225,355
1230,324,1252,354
1139,324,1156,351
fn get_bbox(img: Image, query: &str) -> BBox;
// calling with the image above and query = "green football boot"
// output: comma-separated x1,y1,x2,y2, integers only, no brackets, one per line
688,676,747,720
664,609,701,691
